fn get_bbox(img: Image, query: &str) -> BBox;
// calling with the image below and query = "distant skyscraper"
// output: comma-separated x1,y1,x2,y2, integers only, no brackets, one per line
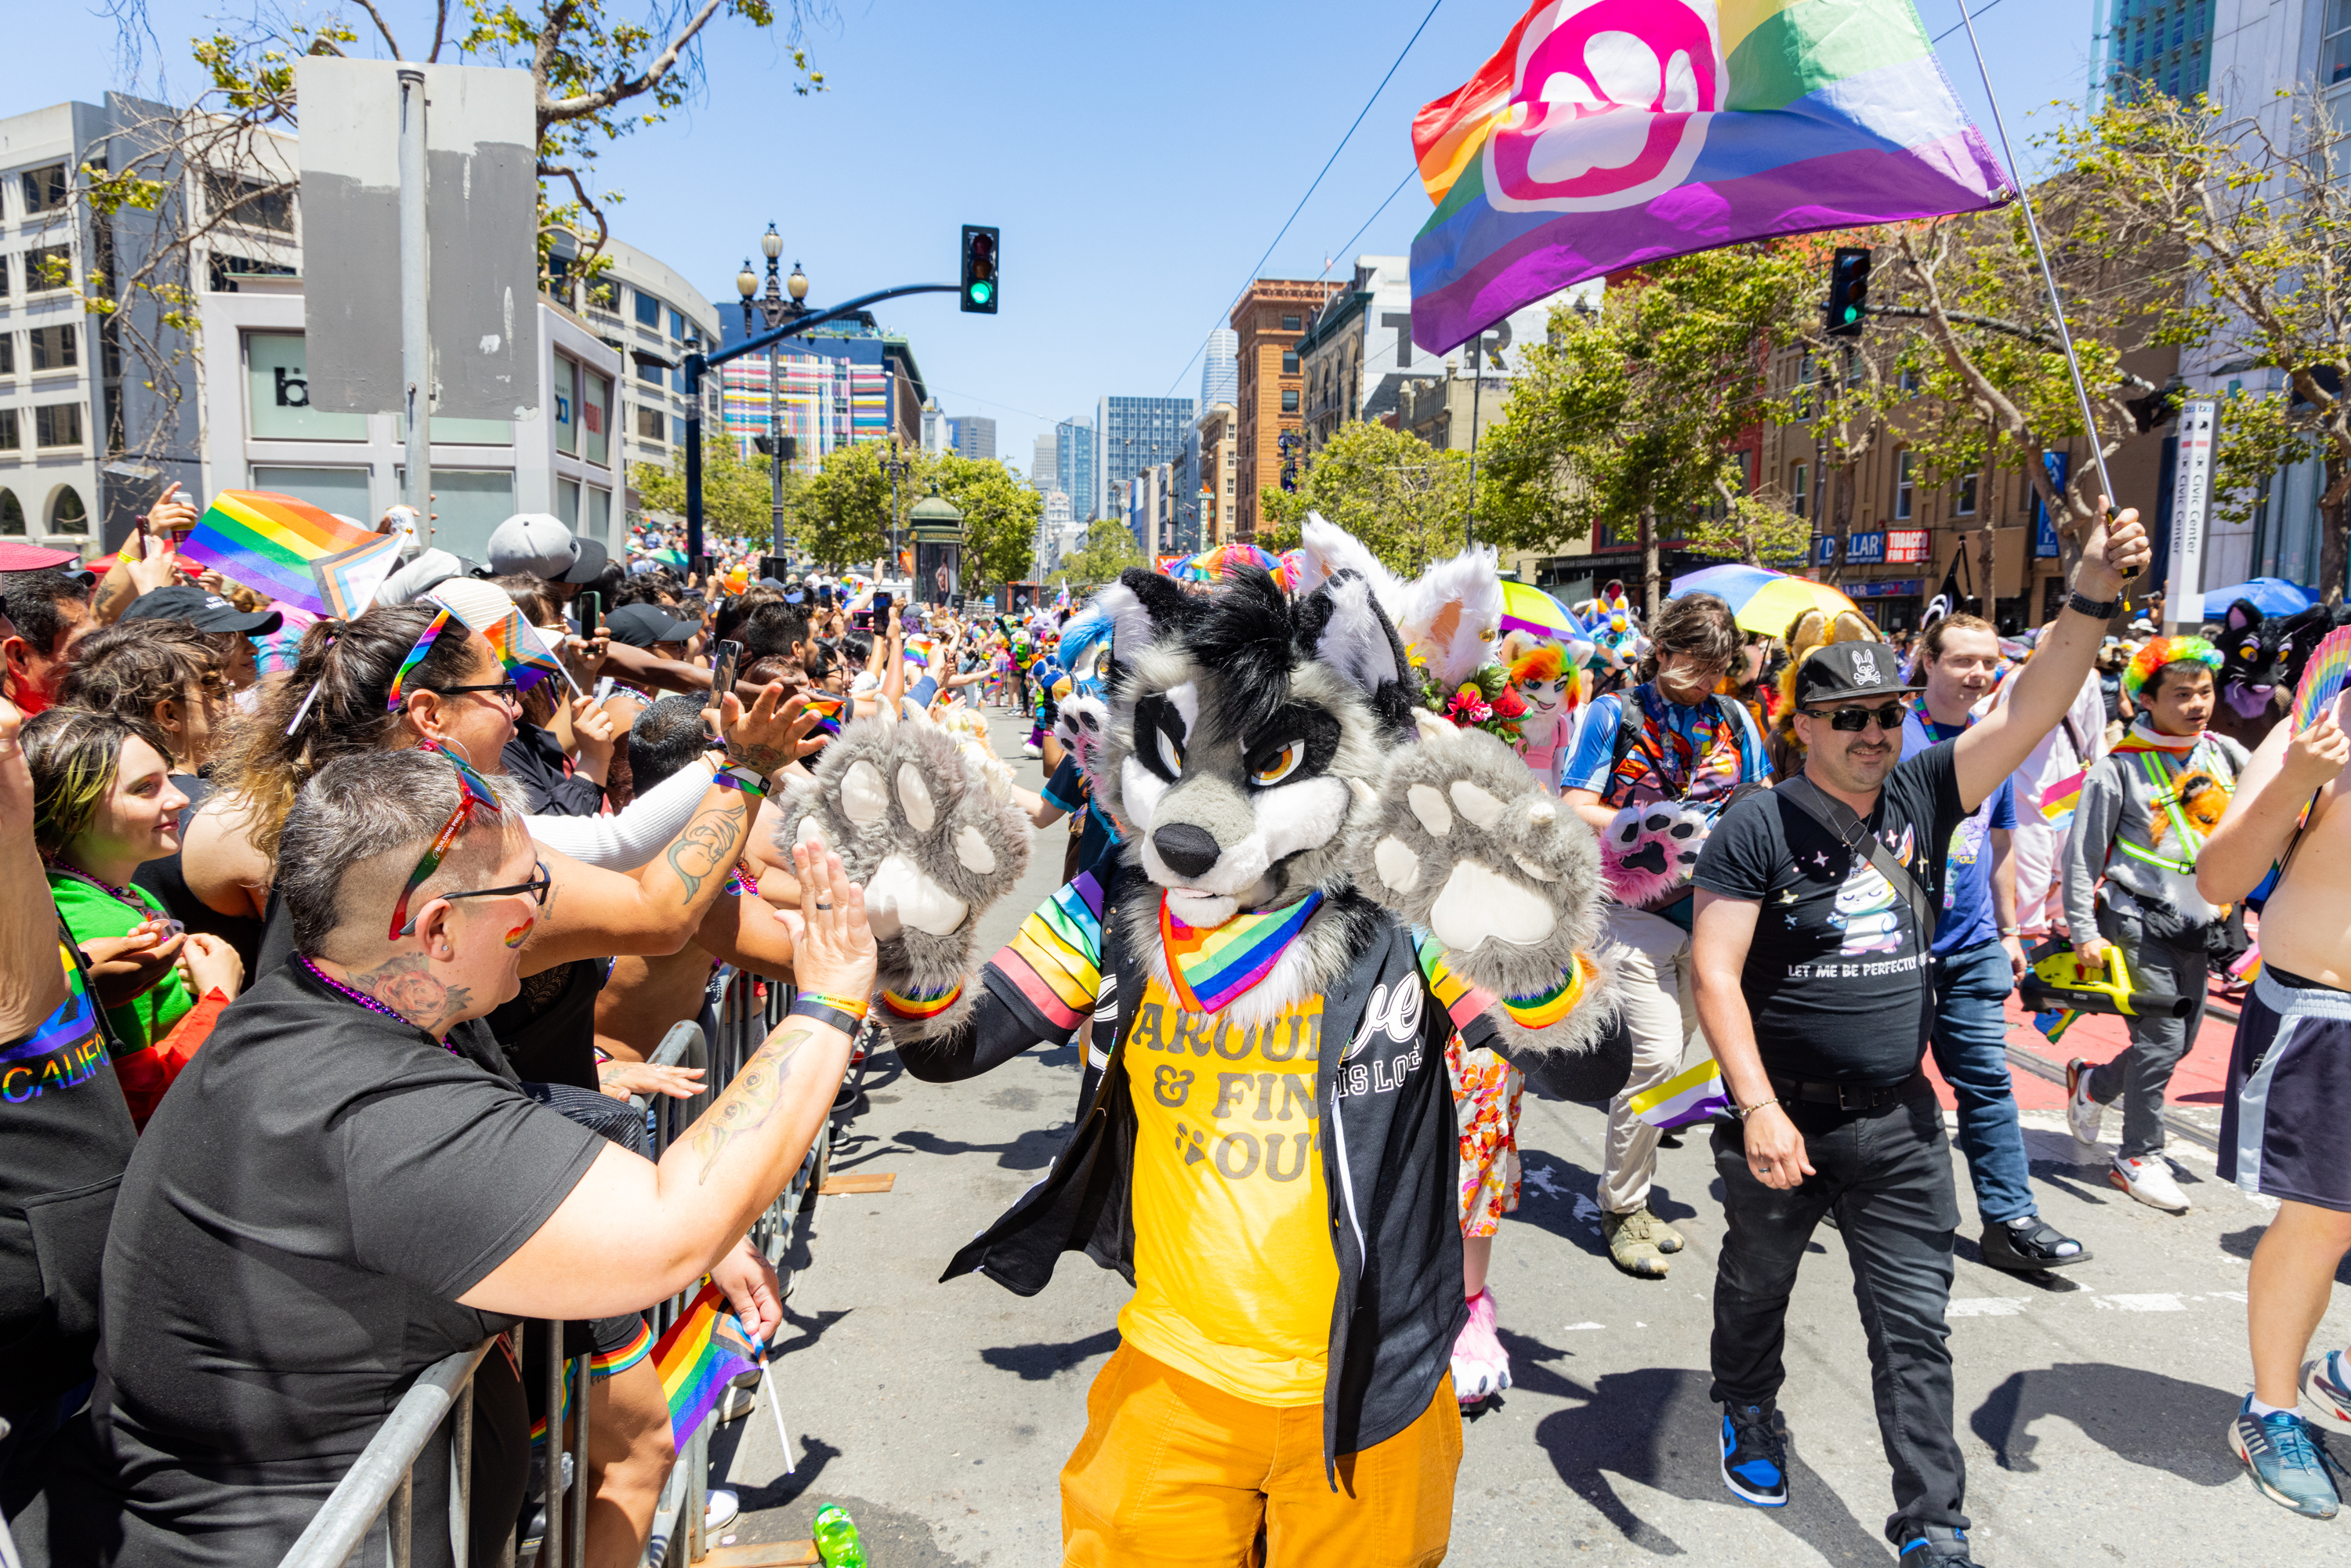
1033,431,1057,491
1094,395,1196,520
1201,328,1239,413
1056,417,1095,523
954,415,997,462
920,400,951,454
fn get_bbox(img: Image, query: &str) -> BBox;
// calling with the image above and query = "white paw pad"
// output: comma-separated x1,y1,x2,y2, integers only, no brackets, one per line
842,759,889,827
864,853,969,941
1374,835,1421,893
1408,784,1454,837
897,763,936,831
1428,861,1558,953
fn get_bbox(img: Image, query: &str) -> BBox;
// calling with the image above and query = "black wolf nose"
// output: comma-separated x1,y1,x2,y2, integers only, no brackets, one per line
1153,823,1223,880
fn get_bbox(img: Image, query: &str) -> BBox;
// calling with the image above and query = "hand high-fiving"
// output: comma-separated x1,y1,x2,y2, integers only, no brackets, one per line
775,841,876,1001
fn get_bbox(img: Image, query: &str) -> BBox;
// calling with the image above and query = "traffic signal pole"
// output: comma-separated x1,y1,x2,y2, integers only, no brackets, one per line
681,282,960,562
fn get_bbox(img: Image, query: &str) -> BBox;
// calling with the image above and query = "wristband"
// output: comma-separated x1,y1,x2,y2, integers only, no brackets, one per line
793,990,869,1022
712,763,766,799
2066,588,2119,621
788,995,866,1035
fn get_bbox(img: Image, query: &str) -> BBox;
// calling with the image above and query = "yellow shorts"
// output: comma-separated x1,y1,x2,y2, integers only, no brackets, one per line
1060,1342,1462,1567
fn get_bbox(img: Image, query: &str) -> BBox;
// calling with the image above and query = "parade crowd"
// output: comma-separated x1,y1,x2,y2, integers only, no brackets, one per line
0,488,2343,1568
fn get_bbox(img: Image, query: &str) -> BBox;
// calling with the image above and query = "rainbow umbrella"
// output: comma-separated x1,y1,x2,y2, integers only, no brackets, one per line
1498,579,1583,642
1182,542,1281,581
1278,549,1306,591
1669,563,1859,637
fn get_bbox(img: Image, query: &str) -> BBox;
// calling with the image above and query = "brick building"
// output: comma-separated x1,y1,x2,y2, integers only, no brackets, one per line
1230,277,1341,540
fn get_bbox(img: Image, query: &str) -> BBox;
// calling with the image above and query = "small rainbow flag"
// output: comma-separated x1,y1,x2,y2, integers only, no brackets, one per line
2291,625,2351,732
2037,765,2089,826
1159,890,1324,1014
1407,0,2010,356
801,694,844,737
649,1282,763,1452
179,491,403,620
429,580,571,697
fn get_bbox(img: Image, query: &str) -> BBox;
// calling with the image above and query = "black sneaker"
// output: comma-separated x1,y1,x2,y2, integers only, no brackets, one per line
1980,1216,2091,1273
1719,1401,1788,1507
1897,1524,1983,1565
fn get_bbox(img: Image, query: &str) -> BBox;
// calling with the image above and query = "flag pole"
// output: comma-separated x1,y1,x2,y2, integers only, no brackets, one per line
1948,0,2118,509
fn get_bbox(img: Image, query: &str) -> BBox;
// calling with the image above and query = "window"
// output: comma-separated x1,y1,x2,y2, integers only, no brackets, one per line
1282,350,1299,375
1281,389,1299,413
0,411,13,451
669,309,686,339
205,172,295,234
1795,352,1814,419
20,164,68,215
583,370,611,466
585,487,611,541
1894,451,1915,520
0,488,19,534
636,359,661,385
2329,0,2351,82
1791,462,1809,519
0,335,12,375
635,289,662,328
1899,365,1919,394
635,405,665,440
1956,470,1978,516
556,478,581,527
1281,315,1301,331
27,324,75,371
586,279,619,310
246,333,365,441
49,487,88,535
0,253,9,296
672,415,686,444
34,404,82,448
552,356,579,455
249,465,371,520
25,246,71,292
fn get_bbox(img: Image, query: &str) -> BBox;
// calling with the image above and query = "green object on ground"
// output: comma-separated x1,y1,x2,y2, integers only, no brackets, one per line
812,1503,868,1567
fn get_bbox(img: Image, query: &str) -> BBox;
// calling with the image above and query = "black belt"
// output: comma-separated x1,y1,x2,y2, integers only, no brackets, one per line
1768,1070,1927,1113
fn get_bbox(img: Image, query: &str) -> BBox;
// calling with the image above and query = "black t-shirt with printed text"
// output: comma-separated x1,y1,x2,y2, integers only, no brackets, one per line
1693,742,1965,1084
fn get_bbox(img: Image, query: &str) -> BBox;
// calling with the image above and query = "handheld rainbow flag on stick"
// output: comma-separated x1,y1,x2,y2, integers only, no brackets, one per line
2291,625,2351,733
1407,0,2011,357
179,491,404,620
648,1283,764,1453
429,580,578,698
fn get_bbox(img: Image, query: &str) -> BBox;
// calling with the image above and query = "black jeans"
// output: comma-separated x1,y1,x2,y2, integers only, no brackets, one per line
1710,1091,1967,1544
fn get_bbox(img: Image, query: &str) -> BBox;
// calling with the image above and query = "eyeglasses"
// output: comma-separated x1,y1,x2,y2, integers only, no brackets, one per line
1802,702,1907,733
428,680,522,704
437,858,552,912
389,744,505,939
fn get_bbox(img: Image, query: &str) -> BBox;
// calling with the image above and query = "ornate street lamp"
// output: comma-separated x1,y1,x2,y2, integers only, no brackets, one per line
739,225,811,563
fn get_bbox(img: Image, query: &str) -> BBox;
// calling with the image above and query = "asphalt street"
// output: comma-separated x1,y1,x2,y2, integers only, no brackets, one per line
709,723,2351,1566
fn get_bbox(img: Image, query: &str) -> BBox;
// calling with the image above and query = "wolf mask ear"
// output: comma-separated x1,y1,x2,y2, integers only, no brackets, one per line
1398,545,1502,690
1295,571,1418,739
1095,568,1197,686
1292,512,1405,619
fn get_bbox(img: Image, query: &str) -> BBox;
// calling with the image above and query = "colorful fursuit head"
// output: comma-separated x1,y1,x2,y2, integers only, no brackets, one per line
1506,643,1565,687
1158,890,1325,1015
650,1282,764,1452
1406,0,2009,357
386,744,503,940
178,490,404,620
384,608,455,713
2121,636,2221,701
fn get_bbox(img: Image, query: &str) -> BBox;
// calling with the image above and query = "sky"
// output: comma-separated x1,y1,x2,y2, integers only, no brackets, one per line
17,0,2104,480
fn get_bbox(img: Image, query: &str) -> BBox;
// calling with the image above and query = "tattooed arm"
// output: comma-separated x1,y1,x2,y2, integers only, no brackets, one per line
460,846,875,1320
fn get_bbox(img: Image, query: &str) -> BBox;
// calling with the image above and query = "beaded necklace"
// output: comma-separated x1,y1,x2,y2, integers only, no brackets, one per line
298,954,458,1055
44,856,154,917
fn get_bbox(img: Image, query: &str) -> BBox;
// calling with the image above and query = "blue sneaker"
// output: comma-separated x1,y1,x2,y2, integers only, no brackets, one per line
1896,1525,1983,1565
1719,1401,1788,1508
2230,1396,2343,1519
2305,1351,2351,1433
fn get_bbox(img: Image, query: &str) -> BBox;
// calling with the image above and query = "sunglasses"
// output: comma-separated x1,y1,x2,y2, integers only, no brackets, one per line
388,745,506,939
1802,702,1907,733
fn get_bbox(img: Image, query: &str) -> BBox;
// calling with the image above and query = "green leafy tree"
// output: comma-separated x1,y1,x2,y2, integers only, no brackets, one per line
1257,421,1479,578
792,441,900,570
631,434,777,544
1056,517,1146,589
928,454,1039,599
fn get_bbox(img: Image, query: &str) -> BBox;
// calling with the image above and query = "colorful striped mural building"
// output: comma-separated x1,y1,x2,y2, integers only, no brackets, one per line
719,352,894,472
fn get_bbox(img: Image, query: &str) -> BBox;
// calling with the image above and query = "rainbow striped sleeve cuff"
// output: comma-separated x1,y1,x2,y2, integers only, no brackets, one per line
987,870,1107,1034
1413,932,1497,1031
881,981,963,1022
1500,954,1595,1032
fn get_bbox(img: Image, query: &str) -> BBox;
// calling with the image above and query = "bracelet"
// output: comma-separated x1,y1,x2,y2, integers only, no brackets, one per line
1998,925,2021,937
2066,588,2120,621
1733,1097,1780,1121
788,994,867,1034
712,764,766,799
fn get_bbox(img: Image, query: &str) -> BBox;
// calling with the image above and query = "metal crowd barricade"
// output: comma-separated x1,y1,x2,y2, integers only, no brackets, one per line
278,965,843,1568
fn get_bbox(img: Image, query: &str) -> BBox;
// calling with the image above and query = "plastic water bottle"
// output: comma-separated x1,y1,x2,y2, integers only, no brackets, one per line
811,1504,867,1568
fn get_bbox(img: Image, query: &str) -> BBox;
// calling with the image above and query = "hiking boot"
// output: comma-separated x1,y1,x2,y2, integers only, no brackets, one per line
1603,1208,1674,1278
1896,1524,1984,1565
1451,1287,1512,1405
2230,1397,2345,1519
2304,1350,2351,1433
1980,1215,2091,1273
2109,1153,2191,1213
2066,1057,2105,1148
1719,1401,1788,1508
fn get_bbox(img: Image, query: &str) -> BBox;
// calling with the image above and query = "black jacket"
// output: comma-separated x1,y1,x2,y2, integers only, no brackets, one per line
898,860,1628,1469
501,722,604,818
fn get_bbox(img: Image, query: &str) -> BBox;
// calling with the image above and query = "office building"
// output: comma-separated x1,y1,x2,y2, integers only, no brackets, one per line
922,400,951,454
2099,0,2216,104
1055,415,1094,524
1230,277,1342,539
1032,429,1056,491
1201,328,1239,413
953,414,996,462
1197,402,1238,548
1095,394,1194,520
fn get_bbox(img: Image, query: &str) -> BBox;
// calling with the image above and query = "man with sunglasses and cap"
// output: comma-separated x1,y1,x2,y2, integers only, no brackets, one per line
1688,508,2150,1567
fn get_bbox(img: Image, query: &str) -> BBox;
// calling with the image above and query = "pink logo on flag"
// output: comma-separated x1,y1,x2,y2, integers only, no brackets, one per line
1487,0,1721,215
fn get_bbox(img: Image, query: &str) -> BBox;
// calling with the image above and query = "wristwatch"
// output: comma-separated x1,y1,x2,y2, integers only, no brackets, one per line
2066,588,2119,621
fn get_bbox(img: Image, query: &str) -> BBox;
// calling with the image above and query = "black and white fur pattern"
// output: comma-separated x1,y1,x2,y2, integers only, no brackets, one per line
777,719,1031,1034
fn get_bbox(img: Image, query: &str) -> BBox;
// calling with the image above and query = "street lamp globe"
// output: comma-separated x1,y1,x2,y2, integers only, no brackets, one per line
736,261,757,299
761,223,784,263
788,263,809,303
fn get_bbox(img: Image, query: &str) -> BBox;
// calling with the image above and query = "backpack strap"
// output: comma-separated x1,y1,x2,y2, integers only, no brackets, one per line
1774,775,1939,944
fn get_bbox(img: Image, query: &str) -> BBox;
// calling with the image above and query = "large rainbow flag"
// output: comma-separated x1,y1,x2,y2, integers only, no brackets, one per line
1407,0,2011,356
177,491,404,620
648,1282,764,1451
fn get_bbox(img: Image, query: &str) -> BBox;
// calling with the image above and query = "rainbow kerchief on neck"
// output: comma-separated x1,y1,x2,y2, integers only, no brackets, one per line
1158,889,1324,1015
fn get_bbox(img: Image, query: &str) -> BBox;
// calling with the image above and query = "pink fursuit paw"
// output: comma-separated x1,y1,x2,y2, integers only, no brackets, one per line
1452,1287,1512,1406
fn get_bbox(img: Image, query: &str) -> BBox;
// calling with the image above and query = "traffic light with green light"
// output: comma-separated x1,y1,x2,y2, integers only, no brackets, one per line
961,225,998,314
1826,246,1871,339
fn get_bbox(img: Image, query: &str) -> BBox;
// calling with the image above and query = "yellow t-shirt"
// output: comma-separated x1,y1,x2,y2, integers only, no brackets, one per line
1118,976,1339,1407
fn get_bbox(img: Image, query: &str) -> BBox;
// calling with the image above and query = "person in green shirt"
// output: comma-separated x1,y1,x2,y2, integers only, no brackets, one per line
27,708,242,1123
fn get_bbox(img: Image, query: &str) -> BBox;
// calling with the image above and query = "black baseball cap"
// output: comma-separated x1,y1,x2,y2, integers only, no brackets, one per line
122,583,283,636
1792,640,1922,708
606,602,699,648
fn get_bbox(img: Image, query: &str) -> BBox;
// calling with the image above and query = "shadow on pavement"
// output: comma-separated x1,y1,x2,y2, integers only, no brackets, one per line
1970,1363,2241,1483
1522,1356,1892,1563
897,1124,1070,1172
2218,1224,2351,1284
980,1325,1121,1382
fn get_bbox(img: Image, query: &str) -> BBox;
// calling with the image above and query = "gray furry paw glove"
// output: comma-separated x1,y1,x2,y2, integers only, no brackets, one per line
777,718,1031,1037
1351,724,1626,1073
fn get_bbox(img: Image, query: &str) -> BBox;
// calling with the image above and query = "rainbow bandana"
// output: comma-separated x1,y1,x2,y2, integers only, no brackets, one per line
384,608,455,713
1157,890,1325,1014
388,744,503,940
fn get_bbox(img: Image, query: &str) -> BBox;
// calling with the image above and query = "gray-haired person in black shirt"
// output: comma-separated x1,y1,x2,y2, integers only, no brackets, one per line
1688,509,2151,1566
18,747,878,1568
